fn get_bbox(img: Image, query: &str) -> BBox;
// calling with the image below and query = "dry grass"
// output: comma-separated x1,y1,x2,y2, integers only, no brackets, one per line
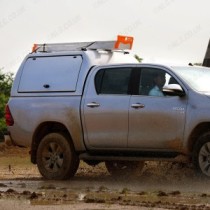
0,143,40,179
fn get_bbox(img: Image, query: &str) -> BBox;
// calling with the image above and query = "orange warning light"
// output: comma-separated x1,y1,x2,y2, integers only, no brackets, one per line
32,44,38,52
114,35,134,50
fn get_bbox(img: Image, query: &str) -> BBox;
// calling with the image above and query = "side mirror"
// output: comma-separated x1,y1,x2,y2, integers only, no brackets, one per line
163,84,185,97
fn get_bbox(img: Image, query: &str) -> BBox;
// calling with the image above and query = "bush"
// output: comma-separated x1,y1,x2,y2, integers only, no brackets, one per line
0,69,13,141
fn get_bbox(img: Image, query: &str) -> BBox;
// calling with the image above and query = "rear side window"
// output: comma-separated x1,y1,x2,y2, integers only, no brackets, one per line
95,68,132,94
18,55,82,92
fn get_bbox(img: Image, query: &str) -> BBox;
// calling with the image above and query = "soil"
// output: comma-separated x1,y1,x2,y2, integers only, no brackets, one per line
0,143,210,210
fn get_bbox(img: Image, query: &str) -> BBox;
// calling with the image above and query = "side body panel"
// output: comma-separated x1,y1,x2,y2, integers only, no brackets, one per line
82,64,190,153
8,96,85,150
8,50,137,151
183,91,210,151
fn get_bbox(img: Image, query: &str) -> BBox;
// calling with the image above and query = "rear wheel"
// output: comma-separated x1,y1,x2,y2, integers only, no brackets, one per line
193,132,210,177
36,132,79,180
105,160,144,177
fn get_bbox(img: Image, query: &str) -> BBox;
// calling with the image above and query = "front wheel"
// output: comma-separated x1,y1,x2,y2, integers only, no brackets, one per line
36,133,79,180
193,132,210,177
105,160,144,177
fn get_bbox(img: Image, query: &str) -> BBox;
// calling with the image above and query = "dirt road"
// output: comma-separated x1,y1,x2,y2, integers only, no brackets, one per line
0,143,210,209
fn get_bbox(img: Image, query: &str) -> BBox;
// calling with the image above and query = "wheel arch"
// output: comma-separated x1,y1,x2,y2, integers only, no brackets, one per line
188,122,210,154
31,121,73,164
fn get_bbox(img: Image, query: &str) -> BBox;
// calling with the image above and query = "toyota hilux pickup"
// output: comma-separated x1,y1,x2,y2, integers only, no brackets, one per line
5,38,210,179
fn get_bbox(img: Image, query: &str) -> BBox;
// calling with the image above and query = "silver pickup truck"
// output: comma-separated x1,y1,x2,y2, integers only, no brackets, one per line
5,41,210,179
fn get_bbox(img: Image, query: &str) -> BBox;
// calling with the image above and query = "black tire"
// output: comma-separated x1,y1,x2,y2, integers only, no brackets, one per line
193,132,210,177
36,133,79,180
105,160,144,177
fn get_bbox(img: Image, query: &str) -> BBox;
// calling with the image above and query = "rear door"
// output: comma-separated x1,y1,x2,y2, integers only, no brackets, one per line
82,66,133,149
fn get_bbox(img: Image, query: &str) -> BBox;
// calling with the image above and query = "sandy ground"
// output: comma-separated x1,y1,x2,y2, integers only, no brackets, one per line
0,200,165,210
0,143,210,209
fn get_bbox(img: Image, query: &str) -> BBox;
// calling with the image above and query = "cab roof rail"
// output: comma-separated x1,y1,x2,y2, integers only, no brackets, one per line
31,35,134,53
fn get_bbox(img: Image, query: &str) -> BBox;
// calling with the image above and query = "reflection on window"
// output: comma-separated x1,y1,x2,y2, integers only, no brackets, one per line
95,68,131,94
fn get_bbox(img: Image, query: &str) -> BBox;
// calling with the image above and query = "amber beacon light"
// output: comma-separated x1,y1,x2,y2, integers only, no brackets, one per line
32,44,38,53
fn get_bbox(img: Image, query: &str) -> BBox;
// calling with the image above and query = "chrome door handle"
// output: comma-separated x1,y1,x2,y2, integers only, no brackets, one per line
131,103,145,109
87,102,100,108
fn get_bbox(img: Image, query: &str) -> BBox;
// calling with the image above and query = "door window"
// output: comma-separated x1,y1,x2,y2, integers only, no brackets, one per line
95,68,132,95
139,68,179,97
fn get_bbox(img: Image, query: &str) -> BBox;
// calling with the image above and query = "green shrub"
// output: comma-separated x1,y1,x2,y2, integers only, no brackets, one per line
0,69,13,141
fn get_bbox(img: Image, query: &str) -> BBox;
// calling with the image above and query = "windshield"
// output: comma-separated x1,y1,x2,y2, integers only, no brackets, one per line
171,66,210,92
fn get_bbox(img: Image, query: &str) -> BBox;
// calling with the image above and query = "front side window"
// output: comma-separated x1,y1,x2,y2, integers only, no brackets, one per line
95,68,132,95
139,68,179,97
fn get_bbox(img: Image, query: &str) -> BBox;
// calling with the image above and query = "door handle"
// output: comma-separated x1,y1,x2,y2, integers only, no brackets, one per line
86,102,100,108
131,103,145,109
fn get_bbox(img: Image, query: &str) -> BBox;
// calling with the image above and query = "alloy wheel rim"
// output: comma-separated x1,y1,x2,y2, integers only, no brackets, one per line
42,142,64,172
199,142,210,176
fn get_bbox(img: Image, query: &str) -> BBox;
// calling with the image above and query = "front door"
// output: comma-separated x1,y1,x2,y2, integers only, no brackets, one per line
128,67,187,151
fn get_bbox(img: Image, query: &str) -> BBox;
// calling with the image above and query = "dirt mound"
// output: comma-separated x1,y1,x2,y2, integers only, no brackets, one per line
0,142,29,157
